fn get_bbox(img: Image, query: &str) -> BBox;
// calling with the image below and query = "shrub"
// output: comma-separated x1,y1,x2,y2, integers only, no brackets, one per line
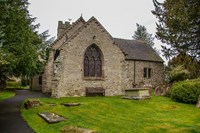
168,65,190,83
6,81,21,88
170,79,200,104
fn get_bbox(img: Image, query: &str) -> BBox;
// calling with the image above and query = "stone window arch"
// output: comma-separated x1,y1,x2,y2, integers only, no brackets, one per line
84,44,103,77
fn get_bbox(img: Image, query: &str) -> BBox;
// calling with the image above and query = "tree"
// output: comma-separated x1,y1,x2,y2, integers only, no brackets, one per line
152,0,200,60
168,52,200,80
132,23,159,53
0,0,49,85
133,23,155,47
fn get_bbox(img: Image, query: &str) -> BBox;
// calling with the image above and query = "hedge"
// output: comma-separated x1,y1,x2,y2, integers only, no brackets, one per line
170,79,200,104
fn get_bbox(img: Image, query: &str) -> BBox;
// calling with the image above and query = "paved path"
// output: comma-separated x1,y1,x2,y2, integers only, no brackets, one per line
0,90,49,133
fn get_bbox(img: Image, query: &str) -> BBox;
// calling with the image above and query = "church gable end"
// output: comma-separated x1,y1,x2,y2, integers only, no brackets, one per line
41,16,164,98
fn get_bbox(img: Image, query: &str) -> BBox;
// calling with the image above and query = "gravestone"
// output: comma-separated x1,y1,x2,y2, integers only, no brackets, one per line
124,88,150,100
38,112,67,124
61,126,96,133
196,96,200,108
61,103,81,107
143,84,152,96
155,86,161,96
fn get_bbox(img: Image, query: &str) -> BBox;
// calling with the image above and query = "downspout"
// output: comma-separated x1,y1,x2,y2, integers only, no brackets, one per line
134,61,136,84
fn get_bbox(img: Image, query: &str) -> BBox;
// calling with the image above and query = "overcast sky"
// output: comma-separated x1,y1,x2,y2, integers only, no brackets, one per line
28,0,165,52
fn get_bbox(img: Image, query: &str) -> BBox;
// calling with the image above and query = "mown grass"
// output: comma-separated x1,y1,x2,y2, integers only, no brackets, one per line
0,91,15,101
21,96,200,133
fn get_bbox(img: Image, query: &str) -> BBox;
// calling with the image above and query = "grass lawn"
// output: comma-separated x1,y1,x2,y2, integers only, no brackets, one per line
21,96,200,133
0,91,15,101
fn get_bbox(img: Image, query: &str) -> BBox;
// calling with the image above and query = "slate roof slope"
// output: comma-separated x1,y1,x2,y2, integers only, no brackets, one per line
114,38,164,62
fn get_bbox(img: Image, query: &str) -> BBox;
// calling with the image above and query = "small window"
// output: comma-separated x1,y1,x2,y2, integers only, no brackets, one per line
39,76,42,85
144,68,151,78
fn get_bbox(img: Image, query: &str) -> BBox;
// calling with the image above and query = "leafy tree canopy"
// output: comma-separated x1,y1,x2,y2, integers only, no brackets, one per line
0,0,52,82
152,0,200,60
168,52,200,80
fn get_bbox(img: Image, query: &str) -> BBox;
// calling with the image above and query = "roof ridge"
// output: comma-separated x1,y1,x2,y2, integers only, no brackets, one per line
58,16,113,49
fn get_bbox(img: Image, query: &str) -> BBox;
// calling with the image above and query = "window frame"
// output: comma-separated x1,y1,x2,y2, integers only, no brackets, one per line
83,44,104,80
144,67,152,78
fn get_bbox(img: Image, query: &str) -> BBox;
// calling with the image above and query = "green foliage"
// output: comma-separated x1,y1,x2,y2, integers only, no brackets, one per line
0,0,53,82
166,53,200,83
0,91,15,101
6,81,29,89
168,65,190,83
22,96,200,133
171,79,200,104
6,81,21,88
152,0,200,60
133,23,159,54
133,23,155,47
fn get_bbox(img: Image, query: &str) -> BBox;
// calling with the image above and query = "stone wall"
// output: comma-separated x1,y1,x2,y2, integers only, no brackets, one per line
51,19,125,98
42,49,54,93
31,75,42,91
57,21,71,38
53,20,85,50
126,60,164,88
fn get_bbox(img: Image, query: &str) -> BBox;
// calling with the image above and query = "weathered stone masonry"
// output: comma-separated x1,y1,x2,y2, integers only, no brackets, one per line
33,16,164,98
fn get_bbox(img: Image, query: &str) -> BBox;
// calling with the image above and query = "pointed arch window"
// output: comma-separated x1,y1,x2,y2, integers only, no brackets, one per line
84,44,103,78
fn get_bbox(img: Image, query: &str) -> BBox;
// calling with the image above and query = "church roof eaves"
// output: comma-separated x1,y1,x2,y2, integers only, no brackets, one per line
113,38,164,62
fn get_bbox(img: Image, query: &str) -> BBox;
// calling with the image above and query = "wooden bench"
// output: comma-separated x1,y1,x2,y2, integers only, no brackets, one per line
85,87,105,96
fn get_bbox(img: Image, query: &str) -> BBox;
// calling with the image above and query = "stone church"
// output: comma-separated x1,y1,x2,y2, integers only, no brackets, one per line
31,16,164,98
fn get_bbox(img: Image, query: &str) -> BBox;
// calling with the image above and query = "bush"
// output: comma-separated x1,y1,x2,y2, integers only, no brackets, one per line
168,65,190,83
6,81,21,88
170,79,200,104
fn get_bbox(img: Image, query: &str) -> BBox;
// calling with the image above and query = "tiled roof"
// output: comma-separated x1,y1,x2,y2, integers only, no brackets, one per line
113,38,164,62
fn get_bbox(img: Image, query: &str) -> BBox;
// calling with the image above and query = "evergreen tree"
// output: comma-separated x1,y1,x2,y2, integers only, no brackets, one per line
133,23,159,54
152,0,200,60
0,0,50,84
133,23,155,47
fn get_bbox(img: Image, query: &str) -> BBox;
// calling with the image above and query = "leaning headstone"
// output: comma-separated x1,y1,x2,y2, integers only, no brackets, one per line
155,86,161,96
161,84,167,95
61,103,81,107
61,126,96,133
143,84,152,96
196,96,200,108
38,112,67,124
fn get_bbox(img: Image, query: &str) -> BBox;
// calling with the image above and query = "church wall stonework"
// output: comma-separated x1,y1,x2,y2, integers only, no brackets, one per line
51,20,125,98
31,75,42,91
42,49,54,93
52,20,85,50
37,17,165,98
126,60,164,88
